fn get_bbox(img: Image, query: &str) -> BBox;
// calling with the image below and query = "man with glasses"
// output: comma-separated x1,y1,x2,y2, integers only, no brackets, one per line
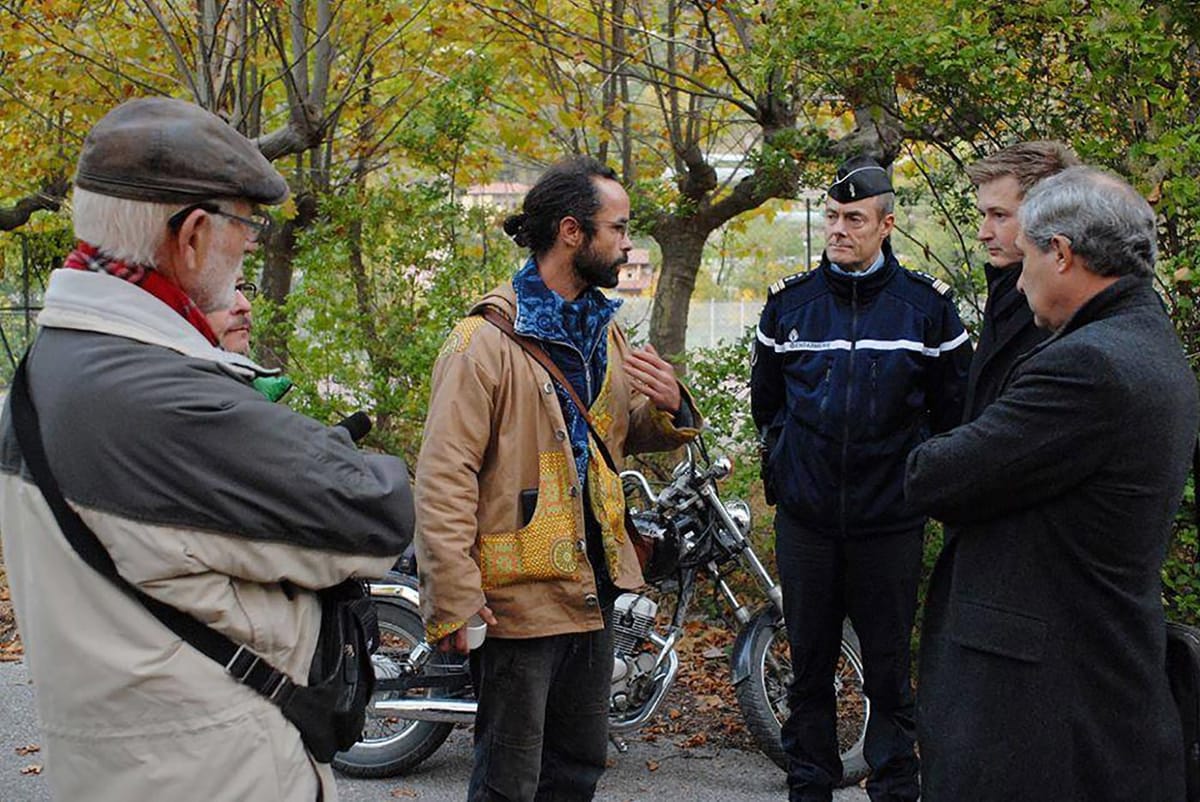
207,276,257,355
416,155,700,801
0,97,414,802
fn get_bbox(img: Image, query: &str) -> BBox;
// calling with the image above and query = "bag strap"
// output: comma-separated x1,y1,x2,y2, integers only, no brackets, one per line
8,355,297,706
480,306,623,474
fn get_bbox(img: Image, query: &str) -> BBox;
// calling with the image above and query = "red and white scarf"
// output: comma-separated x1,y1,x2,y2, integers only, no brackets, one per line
63,242,219,345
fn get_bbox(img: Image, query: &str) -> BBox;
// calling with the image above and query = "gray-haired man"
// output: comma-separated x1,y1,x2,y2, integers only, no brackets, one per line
908,166,1197,802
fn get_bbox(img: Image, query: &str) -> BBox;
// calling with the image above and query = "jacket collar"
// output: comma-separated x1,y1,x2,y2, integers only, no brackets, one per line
1029,274,1159,357
1061,273,1157,334
819,239,900,300
37,268,278,380
984,262,1026,319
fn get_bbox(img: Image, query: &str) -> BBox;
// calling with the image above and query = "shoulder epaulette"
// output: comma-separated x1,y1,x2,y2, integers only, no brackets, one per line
909,270,953,297
768,270,815,297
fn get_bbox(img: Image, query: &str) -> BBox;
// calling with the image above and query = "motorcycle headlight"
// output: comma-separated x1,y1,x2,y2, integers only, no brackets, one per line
725,499,752,535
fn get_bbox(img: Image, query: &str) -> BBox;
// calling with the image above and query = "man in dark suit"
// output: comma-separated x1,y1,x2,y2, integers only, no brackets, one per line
907,166,1198,802
963,141,1078,421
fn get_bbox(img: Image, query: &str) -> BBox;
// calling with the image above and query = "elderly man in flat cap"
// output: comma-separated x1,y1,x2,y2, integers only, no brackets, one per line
751,155,972,802
0,97,413,801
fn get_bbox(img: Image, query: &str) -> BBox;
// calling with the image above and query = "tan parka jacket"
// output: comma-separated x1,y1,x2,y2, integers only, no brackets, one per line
415,283,699,641
0,270,413,802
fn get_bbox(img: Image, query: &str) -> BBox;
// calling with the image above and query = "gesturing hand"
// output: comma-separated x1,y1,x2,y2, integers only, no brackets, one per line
625,344,681,413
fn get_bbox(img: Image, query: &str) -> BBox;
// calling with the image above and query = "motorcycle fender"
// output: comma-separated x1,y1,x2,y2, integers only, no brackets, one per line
730,606,782,686
368,570,421,610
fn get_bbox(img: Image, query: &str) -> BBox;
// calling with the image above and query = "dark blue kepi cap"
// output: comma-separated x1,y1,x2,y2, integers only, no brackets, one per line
827,156,892,203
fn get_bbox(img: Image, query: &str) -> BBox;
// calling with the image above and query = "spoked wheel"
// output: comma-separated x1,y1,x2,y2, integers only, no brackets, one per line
734,608,869,787
332,601,457,778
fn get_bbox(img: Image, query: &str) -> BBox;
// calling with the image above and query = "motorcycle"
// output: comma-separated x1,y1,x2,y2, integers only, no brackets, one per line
333,432,870,786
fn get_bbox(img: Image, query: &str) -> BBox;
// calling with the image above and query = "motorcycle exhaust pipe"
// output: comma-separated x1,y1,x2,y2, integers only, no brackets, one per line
370,698,477,724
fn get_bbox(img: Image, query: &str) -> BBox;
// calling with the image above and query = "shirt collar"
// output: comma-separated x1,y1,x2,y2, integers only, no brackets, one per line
829,249,886,278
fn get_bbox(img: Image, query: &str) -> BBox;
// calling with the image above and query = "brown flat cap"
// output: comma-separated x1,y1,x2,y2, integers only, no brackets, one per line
74,97,289,206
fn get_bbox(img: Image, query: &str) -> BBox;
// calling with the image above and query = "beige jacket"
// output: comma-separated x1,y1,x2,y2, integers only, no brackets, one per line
415,283,699,641
1,270,412,802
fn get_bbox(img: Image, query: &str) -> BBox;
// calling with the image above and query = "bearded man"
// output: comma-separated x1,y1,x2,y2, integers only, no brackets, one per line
415,156,700,801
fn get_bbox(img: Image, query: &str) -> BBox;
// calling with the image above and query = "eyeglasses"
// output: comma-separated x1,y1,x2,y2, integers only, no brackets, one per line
593,219,630,237
168,203,272,243
235,281,258,300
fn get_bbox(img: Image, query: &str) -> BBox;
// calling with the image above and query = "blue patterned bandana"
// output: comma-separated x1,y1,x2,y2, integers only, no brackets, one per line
512,258,621,482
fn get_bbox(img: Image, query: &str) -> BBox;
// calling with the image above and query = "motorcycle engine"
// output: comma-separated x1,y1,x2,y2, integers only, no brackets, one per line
611,592,657,657
610,593,660,713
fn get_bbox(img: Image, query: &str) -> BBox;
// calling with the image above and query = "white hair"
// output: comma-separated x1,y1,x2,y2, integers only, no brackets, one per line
1018,166,1157,278
71,188,238,267
70,187,184,265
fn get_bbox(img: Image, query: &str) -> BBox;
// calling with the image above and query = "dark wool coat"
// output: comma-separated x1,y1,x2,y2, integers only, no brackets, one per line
906,275,1198,802
961,263,1050,422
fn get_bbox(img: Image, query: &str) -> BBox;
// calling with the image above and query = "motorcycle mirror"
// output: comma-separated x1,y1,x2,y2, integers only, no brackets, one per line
711,456,733,482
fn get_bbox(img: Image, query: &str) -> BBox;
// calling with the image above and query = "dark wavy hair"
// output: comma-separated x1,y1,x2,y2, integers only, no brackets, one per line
503,156,618,256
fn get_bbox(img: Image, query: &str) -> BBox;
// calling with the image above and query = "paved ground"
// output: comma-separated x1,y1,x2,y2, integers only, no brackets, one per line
0,660,869,801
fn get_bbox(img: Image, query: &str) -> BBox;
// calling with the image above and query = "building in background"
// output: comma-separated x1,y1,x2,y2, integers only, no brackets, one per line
616,248,654,296
463,182,529,211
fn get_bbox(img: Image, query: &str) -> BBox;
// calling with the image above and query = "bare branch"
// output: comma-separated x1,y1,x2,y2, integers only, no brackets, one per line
469,0,754,115
693,0,757,110
0,178,69,233
139,0,204,104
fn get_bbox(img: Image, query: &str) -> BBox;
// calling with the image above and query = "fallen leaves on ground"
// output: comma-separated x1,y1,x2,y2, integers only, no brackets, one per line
637,619,756,753
0,558,24,660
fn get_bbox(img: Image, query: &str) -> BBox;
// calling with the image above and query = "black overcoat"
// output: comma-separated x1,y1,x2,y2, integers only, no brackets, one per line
961,263,1050,422
906,275,1199,802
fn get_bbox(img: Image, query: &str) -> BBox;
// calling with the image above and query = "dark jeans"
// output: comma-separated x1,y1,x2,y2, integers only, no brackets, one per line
467,622,613,802
775,506,922,802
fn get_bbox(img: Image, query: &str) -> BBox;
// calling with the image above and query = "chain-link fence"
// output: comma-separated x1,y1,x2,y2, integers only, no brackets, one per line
615,297,765,351
0,232,57,384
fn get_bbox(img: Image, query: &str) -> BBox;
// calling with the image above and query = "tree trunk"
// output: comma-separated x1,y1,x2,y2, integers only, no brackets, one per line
648,219,709,364
257,191,318,370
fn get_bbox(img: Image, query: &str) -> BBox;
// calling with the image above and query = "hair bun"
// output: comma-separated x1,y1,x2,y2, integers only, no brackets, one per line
503,212,529,247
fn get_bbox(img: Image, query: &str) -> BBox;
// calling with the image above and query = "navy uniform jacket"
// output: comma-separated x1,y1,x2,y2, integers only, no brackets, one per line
751,241,972,538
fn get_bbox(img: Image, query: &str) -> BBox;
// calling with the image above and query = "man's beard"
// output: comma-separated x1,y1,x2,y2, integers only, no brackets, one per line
573,239,626,290
193,253,245,313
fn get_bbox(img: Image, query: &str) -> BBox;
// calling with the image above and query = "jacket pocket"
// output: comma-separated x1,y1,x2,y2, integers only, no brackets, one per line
478,452,581,590
948,598,1047,663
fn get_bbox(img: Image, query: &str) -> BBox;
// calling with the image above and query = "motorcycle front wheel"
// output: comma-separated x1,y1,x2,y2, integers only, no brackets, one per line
332,600,457,778
734,608,869,787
